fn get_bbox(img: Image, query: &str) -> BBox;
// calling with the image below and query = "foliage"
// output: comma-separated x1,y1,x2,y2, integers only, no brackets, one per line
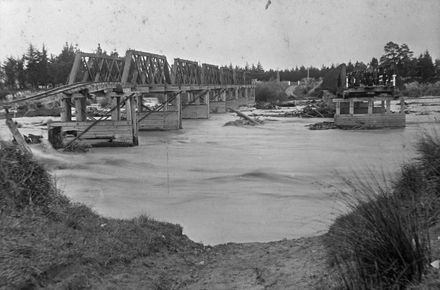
417,51,436,82
0,141,61,210
380,42,414,77
401,81,440,98
326,132,440,289
255,81,288,103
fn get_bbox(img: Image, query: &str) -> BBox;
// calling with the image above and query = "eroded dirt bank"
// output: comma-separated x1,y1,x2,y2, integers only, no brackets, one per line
178,236,335,289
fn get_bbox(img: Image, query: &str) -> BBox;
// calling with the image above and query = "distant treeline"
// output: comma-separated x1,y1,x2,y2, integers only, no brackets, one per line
1,41,439,97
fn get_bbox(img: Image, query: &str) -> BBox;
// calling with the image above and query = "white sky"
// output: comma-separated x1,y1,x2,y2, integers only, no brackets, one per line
0,0,439,69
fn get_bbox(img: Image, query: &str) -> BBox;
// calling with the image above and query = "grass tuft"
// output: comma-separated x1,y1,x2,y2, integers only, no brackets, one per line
326,131,440,289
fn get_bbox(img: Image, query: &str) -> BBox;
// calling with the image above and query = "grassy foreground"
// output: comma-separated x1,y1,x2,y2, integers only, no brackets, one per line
0,141,206,289
325,132,440,289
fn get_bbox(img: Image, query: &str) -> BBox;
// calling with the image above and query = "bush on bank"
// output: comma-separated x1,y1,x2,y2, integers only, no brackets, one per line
326,132,440,289
255,81,289,104
401,81,440,98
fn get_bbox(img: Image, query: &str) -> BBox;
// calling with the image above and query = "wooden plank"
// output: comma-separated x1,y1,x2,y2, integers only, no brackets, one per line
68,53,82,84
5,114,32,155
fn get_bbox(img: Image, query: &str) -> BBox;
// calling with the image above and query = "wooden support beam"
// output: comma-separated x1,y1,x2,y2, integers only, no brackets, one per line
349,99,354,115
138,95,143,113
368,99,373,115
335,101,340,116
5,110,32,155
164,93,169,111
73,93,87,121
60,95,72,122
111,96,121,121
68,53,82,84
121,50,133,85
176,92,182,129
126,94,138,145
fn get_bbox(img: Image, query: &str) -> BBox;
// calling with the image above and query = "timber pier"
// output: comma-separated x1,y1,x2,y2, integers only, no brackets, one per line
1,49,256,148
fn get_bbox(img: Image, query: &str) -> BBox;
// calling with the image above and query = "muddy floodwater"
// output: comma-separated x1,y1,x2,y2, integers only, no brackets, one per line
2,102,439,245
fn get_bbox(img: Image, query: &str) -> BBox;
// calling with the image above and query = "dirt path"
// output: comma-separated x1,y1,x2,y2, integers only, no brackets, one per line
179,236,335,289
85,236,335,289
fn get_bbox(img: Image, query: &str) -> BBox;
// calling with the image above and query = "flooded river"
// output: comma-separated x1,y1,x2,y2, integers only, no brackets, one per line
2,106,439,245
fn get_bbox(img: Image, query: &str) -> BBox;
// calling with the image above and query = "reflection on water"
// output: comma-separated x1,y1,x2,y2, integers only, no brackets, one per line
31,114,437,245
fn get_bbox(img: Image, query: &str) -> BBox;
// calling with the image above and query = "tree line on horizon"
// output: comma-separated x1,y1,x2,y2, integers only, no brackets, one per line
0,41,439,95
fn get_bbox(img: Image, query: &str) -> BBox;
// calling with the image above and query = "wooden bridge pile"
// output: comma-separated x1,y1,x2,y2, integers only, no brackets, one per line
1,49,256,148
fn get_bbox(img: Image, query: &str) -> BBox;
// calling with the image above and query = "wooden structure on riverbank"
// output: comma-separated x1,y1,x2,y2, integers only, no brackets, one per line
1,49,256,148
333,96,405,128
333,72,405,128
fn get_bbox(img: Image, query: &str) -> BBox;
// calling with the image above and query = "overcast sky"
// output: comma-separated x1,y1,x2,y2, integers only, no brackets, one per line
0,0,439,69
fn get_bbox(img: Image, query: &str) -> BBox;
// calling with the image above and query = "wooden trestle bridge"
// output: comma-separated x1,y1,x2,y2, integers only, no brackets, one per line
2,49,256,148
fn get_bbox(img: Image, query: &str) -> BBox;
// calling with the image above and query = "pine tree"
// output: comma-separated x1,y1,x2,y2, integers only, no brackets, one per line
38,44,50,87
3,57,18,88
256,61,264,72
49,43,77,85
25,44,41,88
417,50,435,82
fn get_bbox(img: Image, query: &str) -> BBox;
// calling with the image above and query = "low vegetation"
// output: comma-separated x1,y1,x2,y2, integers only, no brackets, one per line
255,81,288,105
326,132,440,289
402,81,440,98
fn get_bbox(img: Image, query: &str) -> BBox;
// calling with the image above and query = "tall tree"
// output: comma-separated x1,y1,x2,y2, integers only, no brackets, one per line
434,59,440,78
38,44,50,87
417,50,435,82
25,44,41,88
380,42,414,77
49,42,77,85
3,57,18,88
256,61,264,72
370,57,379,68
16,56,26,89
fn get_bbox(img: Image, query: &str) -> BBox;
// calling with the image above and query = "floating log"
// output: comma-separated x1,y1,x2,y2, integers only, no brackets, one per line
227,107,260,125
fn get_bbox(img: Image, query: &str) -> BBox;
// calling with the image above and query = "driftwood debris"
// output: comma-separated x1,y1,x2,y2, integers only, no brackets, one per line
227,107,261,125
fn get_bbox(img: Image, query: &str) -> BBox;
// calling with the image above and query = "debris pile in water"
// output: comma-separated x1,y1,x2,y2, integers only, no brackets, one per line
300,100,335,118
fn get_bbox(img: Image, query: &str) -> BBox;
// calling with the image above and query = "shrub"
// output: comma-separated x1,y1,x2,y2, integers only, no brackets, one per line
255,81,288,104
0,141,63,211
326,174,433,289
402,81,440,98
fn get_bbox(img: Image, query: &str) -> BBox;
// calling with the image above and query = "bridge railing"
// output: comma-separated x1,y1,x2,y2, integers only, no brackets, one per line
220,67,234,85
66,49,254,87
201,63,221,85
172,58,201,85
68,52,125,84
121,50,172,85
